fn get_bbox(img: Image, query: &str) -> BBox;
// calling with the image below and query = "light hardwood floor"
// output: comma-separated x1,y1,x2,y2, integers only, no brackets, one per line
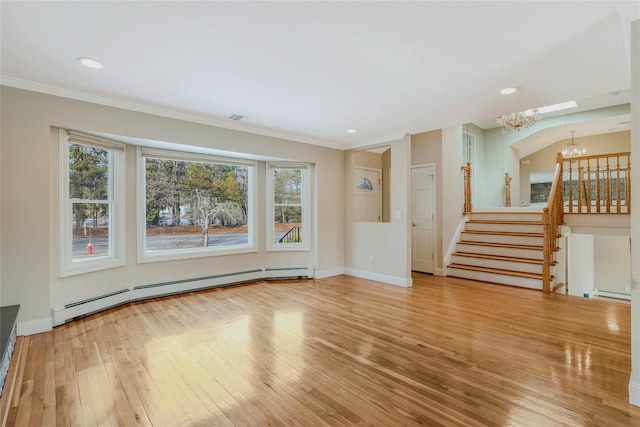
2,273,640,426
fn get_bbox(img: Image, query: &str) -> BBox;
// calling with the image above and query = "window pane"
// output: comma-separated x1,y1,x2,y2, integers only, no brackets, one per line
72,202,110,260
274,206,302,243
273,169,301,204
69,143,109,200
145,158,249,252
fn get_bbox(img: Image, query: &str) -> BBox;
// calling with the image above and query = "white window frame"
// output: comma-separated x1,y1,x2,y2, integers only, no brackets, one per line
266,162,310,251
137,147,257,263
58,129,126,277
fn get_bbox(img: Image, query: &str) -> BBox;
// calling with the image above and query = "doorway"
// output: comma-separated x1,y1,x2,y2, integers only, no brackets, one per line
411,164,436,273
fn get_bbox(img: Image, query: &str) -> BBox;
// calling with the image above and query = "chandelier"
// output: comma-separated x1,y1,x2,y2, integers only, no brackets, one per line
497,109,540,133
562,130,586,158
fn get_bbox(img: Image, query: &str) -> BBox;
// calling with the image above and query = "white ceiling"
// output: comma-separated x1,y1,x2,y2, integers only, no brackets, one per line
1,1,638,150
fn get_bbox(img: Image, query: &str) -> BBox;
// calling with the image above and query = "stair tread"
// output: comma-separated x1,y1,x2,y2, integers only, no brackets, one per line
458,241,543,250
447,263,543,279
452,252,544,265
462,230,544,237
467,220,543,225
470,211,543,214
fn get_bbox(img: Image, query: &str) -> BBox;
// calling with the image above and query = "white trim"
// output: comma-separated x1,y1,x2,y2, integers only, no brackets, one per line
266,163,311,251
0,76,347,151
130,271,264,301
66,130,125,152
411,163,437,274
434,268,445,276
444,214,469,266
17,317,52,336
630,379,640,407
49,268,313,327
314,267,345,279
344,268,412,288
136,147,257,263
594,289,632,301
140,146,256,167
58,129,126,277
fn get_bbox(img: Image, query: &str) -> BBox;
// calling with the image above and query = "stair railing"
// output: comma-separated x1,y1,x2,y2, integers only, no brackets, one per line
278,226,301,243
542,153,564,293
563,151,631,214
462,162,472,214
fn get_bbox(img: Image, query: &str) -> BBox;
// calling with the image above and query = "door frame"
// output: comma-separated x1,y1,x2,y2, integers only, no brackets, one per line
411,163,437,274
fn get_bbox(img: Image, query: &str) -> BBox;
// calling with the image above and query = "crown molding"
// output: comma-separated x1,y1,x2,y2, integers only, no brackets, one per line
0,76,348,151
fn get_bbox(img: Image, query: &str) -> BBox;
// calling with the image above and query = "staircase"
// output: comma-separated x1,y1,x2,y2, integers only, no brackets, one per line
447,211,555,290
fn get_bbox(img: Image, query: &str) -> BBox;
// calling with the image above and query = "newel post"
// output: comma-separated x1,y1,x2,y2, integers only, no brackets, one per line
542,207,551,293
462,162,472,214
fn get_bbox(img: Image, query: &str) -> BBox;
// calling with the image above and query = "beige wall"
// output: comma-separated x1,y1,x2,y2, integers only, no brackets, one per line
344,136,412,286
519,131,630,205
411,129,443,273
0,86,345,330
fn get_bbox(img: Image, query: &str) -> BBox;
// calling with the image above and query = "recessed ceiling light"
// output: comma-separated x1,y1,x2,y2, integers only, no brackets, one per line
346,129,357,134
77,57,105,69
500,87,519,95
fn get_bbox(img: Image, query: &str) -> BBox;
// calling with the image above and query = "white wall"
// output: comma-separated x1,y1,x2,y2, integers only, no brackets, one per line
463,124,486,209
629,18,640,407
594,235,631,295
344,135,412,286
1,86,345,332
481,127,518,207
568,233,595,298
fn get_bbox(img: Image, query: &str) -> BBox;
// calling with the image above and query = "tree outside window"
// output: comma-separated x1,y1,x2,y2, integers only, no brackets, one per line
68,143,112,260
143,156,251,254
271,167,306,247
60,130,124,277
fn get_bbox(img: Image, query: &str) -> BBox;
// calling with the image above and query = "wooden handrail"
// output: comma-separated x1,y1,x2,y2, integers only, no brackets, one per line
462,162,472,214
542,153,564,293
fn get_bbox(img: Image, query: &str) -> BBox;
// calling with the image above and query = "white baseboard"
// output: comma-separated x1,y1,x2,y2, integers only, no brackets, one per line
435,268,445,277
444,215,469,266
314,267,345,279
17,316,53,336
49,267,314,328
131,270,264,301
344,268,412,287
630,380,640,407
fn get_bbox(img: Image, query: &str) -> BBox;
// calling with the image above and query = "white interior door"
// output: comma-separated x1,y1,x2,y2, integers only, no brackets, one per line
354,167,381,222
412,165,435,273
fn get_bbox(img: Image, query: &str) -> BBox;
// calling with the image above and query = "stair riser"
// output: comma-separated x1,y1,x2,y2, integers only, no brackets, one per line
450,256,542,274
465,222,543,233
469,213,542,222
455,243,543,260
447,267,543,290
461,232,543,246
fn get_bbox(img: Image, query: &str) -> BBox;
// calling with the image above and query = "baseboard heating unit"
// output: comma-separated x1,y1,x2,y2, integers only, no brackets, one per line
52,267,312,326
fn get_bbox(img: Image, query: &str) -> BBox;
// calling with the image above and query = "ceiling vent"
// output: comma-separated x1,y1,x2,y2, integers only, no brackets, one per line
228,114,246,121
